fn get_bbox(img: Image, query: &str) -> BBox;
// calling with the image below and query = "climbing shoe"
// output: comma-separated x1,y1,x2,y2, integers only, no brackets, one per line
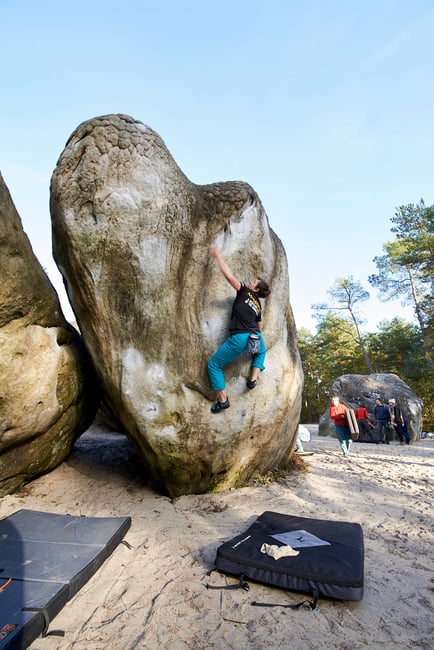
246,380,257,389
211,399,230,413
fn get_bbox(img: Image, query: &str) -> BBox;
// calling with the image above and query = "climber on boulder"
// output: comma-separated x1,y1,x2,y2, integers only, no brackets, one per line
207,244,271,413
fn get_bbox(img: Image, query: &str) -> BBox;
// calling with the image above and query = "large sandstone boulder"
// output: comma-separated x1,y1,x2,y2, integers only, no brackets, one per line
319,373,423,440
50,113,303,496
0,172,99,495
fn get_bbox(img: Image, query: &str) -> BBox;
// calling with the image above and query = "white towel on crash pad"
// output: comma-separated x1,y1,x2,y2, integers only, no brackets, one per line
260,543,299,559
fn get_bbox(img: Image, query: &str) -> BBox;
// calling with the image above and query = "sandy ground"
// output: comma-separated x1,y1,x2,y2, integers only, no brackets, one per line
1,425,433,650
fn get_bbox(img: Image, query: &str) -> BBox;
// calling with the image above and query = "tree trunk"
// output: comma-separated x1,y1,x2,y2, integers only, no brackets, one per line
349,308,375,373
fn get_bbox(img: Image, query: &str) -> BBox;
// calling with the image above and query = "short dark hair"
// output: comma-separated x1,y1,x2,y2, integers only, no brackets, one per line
256,279,270,298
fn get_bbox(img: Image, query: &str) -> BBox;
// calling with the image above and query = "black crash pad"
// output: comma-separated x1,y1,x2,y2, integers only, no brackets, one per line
214,511,364,602
0,509,131,649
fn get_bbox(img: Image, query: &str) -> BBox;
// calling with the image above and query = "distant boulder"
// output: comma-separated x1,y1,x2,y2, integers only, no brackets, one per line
0,171,99,495
50,113,303,496
319,373,423,440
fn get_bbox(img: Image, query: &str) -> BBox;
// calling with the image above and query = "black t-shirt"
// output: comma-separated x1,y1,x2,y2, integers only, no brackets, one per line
229,283,262,334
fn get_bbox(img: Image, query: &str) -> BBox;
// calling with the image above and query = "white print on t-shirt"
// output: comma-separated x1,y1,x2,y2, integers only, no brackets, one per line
244,294,260,316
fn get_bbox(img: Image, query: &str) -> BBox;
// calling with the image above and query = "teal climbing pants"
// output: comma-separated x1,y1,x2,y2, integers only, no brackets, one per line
207,332,266,392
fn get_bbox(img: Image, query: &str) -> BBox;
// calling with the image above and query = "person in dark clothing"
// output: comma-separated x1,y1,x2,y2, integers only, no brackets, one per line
374,398,391,444
207,245,271,413
354,405,375,442
388,398,411,444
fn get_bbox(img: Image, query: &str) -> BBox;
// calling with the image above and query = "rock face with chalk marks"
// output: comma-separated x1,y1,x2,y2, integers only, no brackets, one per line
50,113,303,496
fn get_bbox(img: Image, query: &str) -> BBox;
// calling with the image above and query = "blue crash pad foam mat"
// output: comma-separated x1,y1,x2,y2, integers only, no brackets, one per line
0,509,131,649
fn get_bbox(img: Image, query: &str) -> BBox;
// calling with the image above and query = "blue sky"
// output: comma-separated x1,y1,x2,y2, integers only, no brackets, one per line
1,0,433,330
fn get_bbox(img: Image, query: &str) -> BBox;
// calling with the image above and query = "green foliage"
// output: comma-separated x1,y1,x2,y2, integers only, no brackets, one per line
297,327,329,422
312,276,374,373
369,240,416,304
365,318,433,427
327,277,370,315
369,200,434,360
365,318,422,376
313,276,369,324
298,315,366,422
390,200,434,274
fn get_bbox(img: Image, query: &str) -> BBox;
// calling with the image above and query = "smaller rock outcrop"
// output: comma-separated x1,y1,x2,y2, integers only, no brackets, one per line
0,172,99,495
319,373,423,440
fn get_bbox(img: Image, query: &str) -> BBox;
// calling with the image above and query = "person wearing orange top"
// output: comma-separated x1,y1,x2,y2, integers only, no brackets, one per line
329,396,352,456
354,405,375,442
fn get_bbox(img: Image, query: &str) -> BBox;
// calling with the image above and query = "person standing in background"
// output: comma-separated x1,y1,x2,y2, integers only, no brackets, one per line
329,396,352,457
388,398,411,445
374,398,391,444
354,405,375,442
